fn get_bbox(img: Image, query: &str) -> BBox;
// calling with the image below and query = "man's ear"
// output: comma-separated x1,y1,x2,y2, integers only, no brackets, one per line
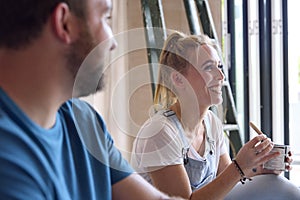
51,3,77,44
171,72,185,88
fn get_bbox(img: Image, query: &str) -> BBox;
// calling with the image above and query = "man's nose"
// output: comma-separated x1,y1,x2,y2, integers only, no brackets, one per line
110,38,117,51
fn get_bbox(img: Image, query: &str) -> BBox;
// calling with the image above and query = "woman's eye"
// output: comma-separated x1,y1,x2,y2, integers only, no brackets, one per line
204,65,214,71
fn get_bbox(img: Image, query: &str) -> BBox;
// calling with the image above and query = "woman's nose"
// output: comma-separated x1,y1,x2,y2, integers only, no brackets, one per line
215,67,225,80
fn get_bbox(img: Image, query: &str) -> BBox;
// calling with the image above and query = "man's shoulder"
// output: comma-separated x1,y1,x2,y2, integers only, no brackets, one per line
60,99,104,123
60,99,93,113
59,98,109,139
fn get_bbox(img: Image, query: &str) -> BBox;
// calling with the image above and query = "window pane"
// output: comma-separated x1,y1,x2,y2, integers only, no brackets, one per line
234,0,245,141
288,0,300,187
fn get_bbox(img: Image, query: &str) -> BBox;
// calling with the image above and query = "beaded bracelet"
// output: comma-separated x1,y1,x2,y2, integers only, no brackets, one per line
232,159,252,184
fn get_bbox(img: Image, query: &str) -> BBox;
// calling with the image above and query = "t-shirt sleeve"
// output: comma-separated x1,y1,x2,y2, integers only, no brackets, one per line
105,131,134,184
90,109,134,185
131,116,184,173
71,99,134,185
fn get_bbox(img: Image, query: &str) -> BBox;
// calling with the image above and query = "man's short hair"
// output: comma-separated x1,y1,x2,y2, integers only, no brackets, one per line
0,0,86,49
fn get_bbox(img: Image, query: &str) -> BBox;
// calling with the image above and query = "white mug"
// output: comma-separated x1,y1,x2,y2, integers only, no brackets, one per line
263,144,290,171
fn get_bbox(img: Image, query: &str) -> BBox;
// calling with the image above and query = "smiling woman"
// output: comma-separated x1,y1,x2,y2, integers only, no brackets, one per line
153,31,224,115
130,31,284,200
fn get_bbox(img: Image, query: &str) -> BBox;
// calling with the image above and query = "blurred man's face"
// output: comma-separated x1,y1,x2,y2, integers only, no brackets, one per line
70,0,117,97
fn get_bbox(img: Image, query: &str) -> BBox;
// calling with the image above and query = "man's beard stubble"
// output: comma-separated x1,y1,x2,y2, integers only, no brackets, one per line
66,26,105,98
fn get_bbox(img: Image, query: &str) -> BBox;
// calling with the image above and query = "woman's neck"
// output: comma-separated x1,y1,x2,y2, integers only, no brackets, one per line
170,103,208,131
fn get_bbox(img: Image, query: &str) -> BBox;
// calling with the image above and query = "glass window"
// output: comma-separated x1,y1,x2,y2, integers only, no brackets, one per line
228,0,299,186
234,0,245,141
288,0,300,187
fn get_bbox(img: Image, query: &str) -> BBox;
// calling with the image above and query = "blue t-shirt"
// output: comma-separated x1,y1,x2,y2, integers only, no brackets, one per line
0,88,133,199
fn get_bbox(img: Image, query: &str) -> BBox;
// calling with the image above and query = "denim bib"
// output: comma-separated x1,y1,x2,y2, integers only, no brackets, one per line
165,110,217,191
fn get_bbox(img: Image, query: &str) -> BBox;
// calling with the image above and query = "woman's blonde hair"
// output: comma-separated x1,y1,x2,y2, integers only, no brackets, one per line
153,31,219,110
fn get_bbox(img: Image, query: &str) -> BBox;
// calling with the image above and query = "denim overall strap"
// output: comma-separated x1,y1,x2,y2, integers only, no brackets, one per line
163,110,190,164
185,114,217,190
203,115,215,155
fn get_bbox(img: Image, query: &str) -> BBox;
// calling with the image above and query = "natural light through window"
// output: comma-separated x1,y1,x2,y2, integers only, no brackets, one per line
288,0,300,187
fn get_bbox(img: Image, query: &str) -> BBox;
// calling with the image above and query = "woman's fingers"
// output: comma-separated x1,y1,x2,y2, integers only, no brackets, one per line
254,138,273,156
285,152,293,171
236,135,295,178
246,134,267,148
285,156,293,164
286,164,293,171
236,135,276,175
257,148,279,164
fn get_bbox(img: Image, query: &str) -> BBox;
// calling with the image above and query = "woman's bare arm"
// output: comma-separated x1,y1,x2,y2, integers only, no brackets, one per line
112,173,186,200
150,164,192,199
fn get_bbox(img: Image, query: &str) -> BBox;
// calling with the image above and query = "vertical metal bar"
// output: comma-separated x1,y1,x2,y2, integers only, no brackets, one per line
141,0,166,98
183,0,201,35
243,0,250,142
282,0,289,179
194,0,218,42
259,0,272,137
225,0,243,156
227,0,236,98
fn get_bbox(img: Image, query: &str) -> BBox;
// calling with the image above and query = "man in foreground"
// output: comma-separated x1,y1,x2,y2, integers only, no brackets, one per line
0,0,174,199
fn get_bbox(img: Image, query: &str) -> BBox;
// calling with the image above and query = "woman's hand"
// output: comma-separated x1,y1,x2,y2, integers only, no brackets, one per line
285,151,293,171
252,150,293,175
233,134,279,177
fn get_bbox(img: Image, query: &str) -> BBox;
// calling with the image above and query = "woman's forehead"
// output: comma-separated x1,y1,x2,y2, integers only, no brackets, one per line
187,44,218,67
